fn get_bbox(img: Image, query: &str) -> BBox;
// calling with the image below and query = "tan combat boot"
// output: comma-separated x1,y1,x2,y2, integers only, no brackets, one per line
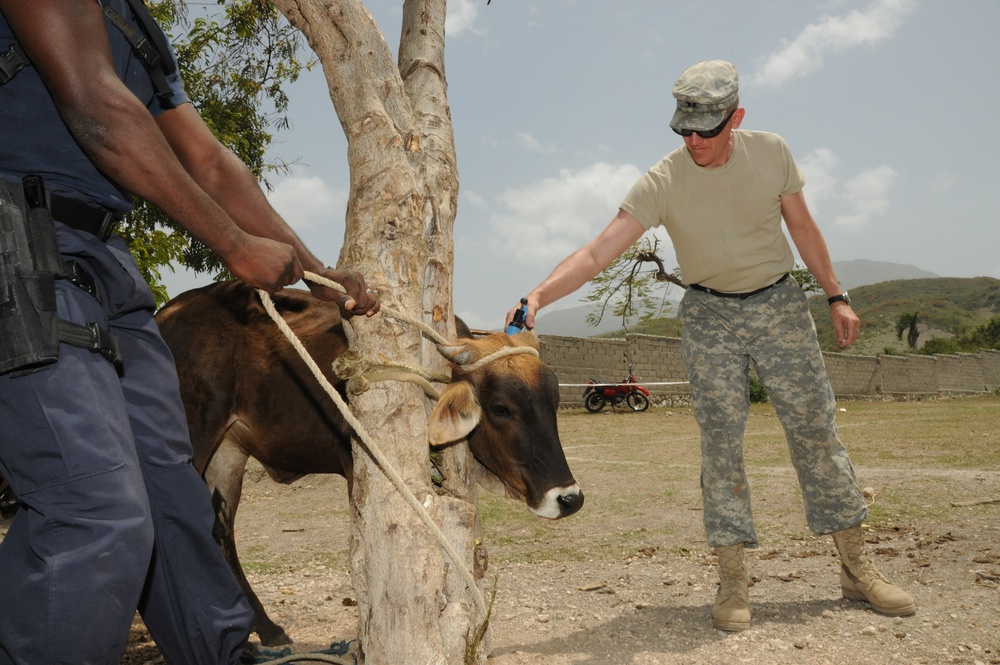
712,543,751,631
832,525,916,616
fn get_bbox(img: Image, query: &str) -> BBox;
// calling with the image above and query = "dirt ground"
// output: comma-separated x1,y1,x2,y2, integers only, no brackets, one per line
49,397,1000,664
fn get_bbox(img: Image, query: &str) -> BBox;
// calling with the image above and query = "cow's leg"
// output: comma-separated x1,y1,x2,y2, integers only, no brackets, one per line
204,431,293,646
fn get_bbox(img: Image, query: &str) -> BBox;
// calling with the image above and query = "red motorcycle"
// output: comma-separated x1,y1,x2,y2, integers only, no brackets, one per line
583,363,650,413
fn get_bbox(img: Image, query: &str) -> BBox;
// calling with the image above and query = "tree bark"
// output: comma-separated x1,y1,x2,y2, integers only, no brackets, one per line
269,1,485,662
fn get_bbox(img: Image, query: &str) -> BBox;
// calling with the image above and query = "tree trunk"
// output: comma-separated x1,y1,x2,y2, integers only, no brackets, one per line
269,1,486,662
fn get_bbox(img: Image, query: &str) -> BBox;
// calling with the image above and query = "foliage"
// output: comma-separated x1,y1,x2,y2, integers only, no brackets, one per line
790,265,821,294
919,314,1000,355
959,314,1000,350
895,311,920,351
583,237,684,331
124,0,311,304
117,220,189,305
748,374,769,404
918,336,962,355
584,237,819,332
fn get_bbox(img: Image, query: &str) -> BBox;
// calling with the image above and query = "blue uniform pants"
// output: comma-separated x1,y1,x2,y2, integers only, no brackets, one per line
0,227,252,664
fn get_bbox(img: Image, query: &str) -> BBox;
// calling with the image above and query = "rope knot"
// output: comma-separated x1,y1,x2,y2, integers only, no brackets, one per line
331,349,371,380
331,350,375,396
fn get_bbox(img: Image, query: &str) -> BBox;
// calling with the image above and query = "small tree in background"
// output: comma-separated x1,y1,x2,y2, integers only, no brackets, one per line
896,311,921,351
583,237,685,330
586,237,821,330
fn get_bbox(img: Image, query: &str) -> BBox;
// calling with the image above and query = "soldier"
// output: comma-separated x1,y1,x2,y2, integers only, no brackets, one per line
508,59,915,632
0,1,378,663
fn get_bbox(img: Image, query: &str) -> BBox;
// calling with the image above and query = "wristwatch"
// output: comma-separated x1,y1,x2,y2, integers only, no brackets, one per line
827,292,851,306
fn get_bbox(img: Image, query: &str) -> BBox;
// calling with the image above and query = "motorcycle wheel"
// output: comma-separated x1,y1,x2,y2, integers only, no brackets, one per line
585,392,606,413
626,392,650,412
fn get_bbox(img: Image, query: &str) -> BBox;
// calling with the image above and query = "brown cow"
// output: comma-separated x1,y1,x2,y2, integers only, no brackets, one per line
154,281,583,646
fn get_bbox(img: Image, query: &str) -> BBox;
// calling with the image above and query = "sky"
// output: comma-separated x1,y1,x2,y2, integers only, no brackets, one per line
167,0,1000,332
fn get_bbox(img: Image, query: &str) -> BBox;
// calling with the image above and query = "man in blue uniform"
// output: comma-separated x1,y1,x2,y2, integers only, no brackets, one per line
0,1,379,663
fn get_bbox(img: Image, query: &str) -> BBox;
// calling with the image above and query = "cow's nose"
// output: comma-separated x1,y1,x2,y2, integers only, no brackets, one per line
557,489,584,516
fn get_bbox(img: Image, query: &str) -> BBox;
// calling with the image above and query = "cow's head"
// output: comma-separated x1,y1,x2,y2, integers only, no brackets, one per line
428,330,583,519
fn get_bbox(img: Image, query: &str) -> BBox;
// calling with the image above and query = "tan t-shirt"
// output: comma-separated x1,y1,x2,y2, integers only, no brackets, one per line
620,130,805,293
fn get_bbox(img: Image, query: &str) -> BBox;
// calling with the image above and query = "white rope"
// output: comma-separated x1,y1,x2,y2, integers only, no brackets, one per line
301,270,454,348
254,652,353,664
559,381,689,387
257,274,491,619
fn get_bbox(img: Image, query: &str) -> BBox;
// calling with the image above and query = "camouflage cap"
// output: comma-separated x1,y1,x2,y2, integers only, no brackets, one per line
669,60,739,132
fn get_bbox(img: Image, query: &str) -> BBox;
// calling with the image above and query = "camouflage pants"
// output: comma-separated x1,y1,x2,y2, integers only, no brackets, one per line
678,277,866,548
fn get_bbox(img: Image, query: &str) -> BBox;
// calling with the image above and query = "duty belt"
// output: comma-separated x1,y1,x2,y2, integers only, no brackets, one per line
689,272,791,299
50,193,119,242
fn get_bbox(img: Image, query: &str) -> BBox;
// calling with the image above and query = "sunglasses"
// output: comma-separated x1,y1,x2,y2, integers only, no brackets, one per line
672,108,737,139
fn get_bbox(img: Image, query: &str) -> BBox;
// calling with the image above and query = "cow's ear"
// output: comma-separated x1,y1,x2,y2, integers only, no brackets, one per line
511,329,539,350
428,381,482,445
436,342,479,367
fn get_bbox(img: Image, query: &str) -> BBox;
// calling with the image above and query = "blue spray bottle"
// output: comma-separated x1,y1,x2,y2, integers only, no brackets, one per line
505,298,529,335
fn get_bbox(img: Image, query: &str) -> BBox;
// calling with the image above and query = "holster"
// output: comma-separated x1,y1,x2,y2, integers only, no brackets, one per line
0,176,124,376
0,177,61,374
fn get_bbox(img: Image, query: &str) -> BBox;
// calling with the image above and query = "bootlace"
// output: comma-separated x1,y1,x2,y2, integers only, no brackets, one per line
716,546,749,599
839,528,886,582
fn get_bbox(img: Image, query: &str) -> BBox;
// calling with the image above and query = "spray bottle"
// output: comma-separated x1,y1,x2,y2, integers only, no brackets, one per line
505,297,529,335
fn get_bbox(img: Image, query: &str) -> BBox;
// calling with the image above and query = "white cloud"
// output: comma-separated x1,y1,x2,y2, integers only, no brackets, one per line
265,172,348,231
798,147,841,217
752,0,915,87
517,131,558,154
834,164,898,231
488,162,642,265
462,189,488,210
445,0,481,37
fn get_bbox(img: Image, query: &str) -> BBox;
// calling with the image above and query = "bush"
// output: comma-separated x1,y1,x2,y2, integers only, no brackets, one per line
748,374,769,404
919,337,963,355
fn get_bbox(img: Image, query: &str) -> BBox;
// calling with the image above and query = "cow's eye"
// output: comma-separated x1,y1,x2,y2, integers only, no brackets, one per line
489,404,514,419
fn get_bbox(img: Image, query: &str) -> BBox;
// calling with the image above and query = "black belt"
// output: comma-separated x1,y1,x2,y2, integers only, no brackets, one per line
689,273,790,299
50,193,119,241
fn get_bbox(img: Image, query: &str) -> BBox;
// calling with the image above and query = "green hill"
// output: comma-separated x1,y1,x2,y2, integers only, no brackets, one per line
809,276,1000,354
598,277,1000,355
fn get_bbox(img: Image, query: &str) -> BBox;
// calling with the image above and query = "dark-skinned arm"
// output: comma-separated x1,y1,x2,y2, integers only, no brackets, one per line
1,0,378,315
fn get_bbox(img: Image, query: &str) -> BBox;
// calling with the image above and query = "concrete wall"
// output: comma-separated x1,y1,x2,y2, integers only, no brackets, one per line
537,333,1000,407
983,350,1000,391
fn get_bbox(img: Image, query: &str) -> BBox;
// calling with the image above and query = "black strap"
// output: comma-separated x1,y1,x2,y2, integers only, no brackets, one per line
57,320,124,374
123,0,176,76
0,42,30,85
0,1,176,97
101,0,175,100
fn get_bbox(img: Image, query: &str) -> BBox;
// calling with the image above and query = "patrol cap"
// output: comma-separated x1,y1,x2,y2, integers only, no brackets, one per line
669,60,739,132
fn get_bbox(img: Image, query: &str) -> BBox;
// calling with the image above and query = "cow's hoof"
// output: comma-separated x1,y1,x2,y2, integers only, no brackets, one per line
256,624,293,647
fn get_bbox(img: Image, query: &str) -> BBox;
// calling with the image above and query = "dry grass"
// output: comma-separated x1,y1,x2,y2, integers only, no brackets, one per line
480,395,1000,563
